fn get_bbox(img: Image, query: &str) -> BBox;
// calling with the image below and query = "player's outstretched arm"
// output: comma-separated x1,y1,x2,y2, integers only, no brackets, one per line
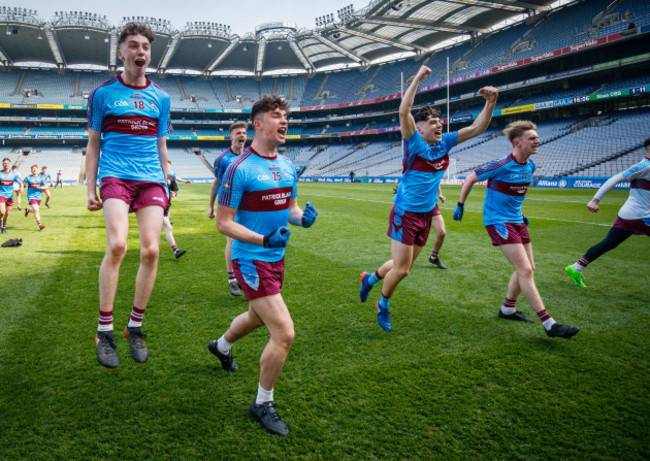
85,129,102,211
399,65,431,140
457,86,498,144
454,172,479,221
589,171,626,212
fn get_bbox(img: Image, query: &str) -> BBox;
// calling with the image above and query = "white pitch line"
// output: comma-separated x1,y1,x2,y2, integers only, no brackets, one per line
303,193,614,227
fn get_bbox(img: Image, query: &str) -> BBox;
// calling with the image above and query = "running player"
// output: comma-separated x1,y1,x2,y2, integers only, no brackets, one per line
86,22,172,369
167,160,191,195
163,162,187,259
566,137,650,287
163,198,186,259
12,165,23,211
23,164,46,230
208,122,248,297
359,65,498,332
0,158,22,234
454,120,579,339
54,169,64,189
40,166,52,208
208,96,318,436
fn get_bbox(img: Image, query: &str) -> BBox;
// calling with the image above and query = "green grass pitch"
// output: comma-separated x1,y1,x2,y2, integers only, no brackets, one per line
0,183,647,460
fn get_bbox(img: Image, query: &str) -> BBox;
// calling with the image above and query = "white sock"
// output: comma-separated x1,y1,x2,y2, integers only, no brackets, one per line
217,335,232,355
542,318,556,330
573,262,585,272
500,306,516,315
256,383,274,404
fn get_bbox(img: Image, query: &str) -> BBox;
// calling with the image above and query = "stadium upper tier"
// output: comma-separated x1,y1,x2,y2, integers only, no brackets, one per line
1,0,647,110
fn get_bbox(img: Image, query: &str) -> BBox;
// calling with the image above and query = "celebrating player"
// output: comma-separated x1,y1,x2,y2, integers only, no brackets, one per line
12,165,23,211
166,160,191,196
40,166,52,208
208,95,318,436
359,64,498,332
208,122,248,296
86,23,173,369
163,161,188,259
0,158,22,234
455,120,579,339
23,164,46,230
566,137,650,287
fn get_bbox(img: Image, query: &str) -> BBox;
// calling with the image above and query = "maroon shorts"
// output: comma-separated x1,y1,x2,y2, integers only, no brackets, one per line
486,222,531,246
233,258,285,301
0,196,14,206
432,203,441,217
386,205,435,247
613,217,650,236
29,199,42,206
99,177,168,213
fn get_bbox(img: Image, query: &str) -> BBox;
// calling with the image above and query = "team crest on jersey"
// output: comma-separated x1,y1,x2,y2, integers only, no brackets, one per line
149,101,156,110
222,180,230,191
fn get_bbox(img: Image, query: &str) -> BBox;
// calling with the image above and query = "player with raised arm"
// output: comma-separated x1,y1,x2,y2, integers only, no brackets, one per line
86,23,173,369
359,65,498,332
40,166,53,208
0,158,22,234
454,120,579,339
208,122,248,297
23,164,46,230
207,96,318,436
566,137,650,287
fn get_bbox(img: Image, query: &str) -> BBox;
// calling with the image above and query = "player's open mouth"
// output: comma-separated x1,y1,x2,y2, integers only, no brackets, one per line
278,127,287,136
135,59,146,68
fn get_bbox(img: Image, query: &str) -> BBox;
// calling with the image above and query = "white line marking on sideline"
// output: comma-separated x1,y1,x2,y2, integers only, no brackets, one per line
304,193,613,227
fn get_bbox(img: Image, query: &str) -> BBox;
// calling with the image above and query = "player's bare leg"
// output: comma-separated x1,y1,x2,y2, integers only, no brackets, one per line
500,243,578,338
99,199,129,313
133,205,164,309
429,215,447,269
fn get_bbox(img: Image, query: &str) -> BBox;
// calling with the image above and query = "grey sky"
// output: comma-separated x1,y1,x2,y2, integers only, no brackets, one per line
3,0,369,36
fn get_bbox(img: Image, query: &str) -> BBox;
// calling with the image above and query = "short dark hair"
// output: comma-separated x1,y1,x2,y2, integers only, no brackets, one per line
2,157,10,162
230,122,248,132
414,106,442,124
119,23,155,45
644,137,650,150
251,95,290,124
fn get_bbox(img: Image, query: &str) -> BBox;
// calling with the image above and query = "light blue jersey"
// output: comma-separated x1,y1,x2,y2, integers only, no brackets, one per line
41,173,52,186
87,74,172,184
395,130,458,213
24,174,45,202
0,170,20,199
214,148,240,182
475,153,535,226
218,147,298,262
620,157,650,220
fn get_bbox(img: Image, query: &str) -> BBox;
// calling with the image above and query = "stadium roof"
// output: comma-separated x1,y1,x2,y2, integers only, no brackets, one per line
0,0,565,76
